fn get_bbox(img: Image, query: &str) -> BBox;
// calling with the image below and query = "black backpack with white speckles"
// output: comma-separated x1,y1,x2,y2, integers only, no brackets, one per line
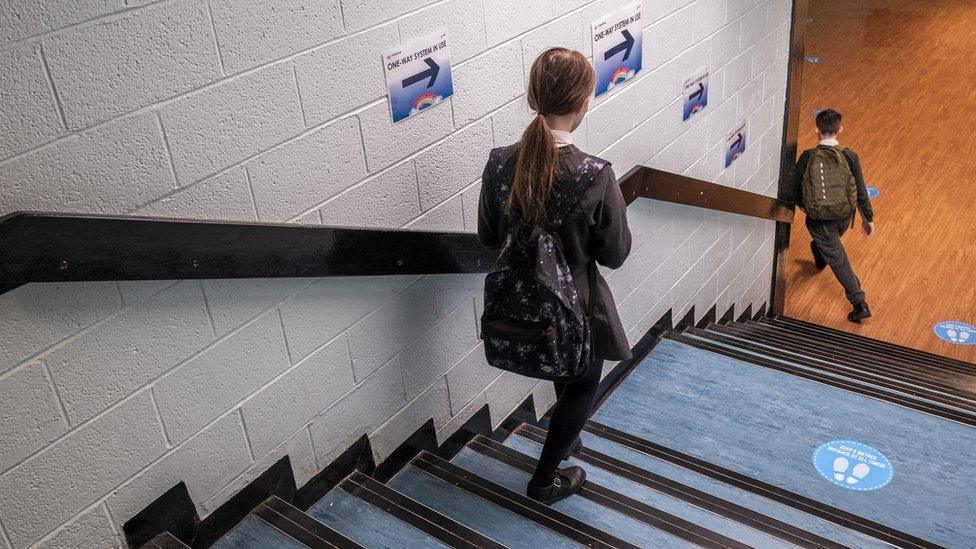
480,163,603,382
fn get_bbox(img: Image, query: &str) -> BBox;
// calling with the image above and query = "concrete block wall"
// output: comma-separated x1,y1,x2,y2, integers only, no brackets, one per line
0,0,789,546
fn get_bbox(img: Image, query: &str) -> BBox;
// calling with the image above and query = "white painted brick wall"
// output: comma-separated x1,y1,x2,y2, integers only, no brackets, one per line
0,1,791,545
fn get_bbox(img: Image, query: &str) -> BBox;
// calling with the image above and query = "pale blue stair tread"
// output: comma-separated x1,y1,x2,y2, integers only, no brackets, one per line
451,446,696,548
308,486,449,548
212,515,305,549
593,337,976,547
503,434,795,548
387,464,580,548
574,428,891,549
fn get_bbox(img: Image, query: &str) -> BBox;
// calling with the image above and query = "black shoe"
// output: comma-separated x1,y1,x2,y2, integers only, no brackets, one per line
848,304,872,323
561,436,583,461
526,466,586,504
811,242,827,270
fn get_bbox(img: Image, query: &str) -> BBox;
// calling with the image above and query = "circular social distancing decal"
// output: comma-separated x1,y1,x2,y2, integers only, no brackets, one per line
813,440,893,491
934,321,976,345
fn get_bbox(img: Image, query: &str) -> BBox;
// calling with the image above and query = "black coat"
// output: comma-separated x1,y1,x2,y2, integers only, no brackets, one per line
477,143,633,360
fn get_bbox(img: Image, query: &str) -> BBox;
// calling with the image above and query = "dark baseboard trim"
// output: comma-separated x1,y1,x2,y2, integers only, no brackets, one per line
123,483,199,549
675,306,696,331
719,305,735,324
373,419,439,483
293,436,375,511
736,304,753,323
190,456,296,548
696,305,717,329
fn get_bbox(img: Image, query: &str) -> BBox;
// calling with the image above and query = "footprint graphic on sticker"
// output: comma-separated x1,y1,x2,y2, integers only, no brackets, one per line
832,457,849,481
947,330,971,343
847,463,870,485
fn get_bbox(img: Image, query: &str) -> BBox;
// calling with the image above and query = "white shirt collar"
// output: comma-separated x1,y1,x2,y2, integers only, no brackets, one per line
819,138,840,147
551,129,574,148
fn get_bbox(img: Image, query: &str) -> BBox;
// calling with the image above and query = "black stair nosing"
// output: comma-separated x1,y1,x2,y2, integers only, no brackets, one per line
513,424,845,549
468,436,750,549
692,326,976,412
705,324,976,402
735,321,976,388
722,323,976,403
142,532,190,549
582,421,941,549
767,316,976,372
255,497,363,549
666,332,976,427
731,321,976,385
339,471,506,549
410,451,641,549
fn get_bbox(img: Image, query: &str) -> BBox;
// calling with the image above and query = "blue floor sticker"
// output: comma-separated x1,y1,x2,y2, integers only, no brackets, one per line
867,186,879,199
814,441,893,491
934,321,976,345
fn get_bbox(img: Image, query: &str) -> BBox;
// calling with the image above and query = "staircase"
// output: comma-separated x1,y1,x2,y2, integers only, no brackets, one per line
146,314,976,549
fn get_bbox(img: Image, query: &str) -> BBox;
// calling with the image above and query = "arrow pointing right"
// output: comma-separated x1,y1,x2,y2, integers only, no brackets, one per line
604,29,635,62
401,57,440,89
731,133,743,150
689,82,704,101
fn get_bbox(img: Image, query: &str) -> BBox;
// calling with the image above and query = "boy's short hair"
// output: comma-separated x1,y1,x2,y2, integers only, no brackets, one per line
816,109,842,135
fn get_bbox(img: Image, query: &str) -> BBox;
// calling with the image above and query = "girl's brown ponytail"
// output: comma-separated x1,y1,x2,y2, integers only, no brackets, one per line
507,48,595,225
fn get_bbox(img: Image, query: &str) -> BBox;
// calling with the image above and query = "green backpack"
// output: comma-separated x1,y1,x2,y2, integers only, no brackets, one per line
801,146,857,223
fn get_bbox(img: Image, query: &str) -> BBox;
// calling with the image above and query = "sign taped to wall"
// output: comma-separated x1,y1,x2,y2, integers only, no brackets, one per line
591,2,643,97
383,30,454,123
683,67,709,121
725,121,747,168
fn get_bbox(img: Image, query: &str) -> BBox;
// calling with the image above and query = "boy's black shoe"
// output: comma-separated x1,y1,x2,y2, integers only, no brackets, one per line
848,304,872,323
561,436,583,461
811,241,827,270
526,466,586,505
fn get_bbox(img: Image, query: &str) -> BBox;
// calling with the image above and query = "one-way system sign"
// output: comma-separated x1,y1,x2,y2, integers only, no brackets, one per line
383,30,454,123
591,2,643,97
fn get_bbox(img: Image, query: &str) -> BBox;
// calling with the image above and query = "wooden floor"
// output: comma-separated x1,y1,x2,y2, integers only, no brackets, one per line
785,0,976,362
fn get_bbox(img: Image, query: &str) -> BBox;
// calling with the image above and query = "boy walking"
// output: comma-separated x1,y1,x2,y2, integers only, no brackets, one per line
794,109,875,323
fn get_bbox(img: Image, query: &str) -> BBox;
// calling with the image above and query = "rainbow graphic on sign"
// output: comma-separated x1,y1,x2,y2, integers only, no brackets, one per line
410,92,443,115
610,67,635,86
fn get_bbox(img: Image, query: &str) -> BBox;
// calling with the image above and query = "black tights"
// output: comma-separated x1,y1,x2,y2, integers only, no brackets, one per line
529,352,603,486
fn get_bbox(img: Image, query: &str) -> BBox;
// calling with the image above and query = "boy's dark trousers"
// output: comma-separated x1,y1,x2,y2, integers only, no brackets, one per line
806,216,867,307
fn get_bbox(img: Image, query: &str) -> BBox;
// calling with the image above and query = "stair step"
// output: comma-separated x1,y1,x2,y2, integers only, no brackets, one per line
734,321,976,391
257,496,363,549
389,451,635,548
690,326,976,414
672,331,976,426
565,423,895,549
307,478,452,548
510,424,855,549
211,514,307,549
141,532,190,549
592,337,965,547
457,437,734,548
764,316,976,373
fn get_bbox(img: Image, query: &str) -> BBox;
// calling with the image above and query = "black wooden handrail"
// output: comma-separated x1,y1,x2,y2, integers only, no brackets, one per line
619,166,795,223
0,166,792,295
